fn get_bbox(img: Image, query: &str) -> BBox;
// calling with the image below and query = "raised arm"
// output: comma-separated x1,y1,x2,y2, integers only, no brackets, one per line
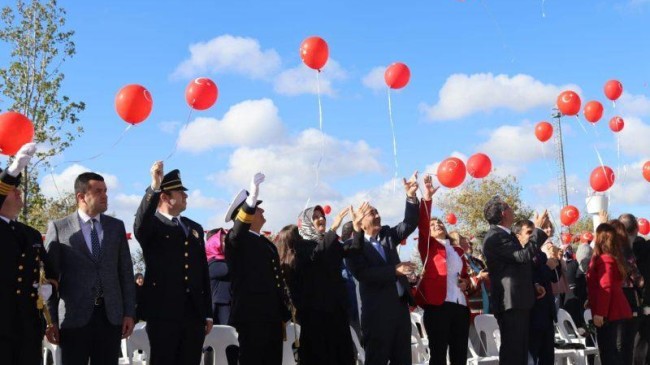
483,232,536,265
391,171,420,242
133,161,164,245
227,173,264,246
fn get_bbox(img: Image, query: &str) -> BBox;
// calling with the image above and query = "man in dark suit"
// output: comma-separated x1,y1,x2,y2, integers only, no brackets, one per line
134,161,213,365
224,172,291,365
346,172,420,365
45,171,136,365
0,143,56,365
482,197,547,365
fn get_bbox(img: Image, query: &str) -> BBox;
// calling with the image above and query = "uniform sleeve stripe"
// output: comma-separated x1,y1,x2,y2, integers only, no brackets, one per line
236,209,254,224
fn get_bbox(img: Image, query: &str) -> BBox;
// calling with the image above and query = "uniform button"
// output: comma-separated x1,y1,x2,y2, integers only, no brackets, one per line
276,284,280,288
16,290,21,294
31,293,36,298
272,259,276,264
184,276,188,280
33,269,37,273
153,282,157,286
165,235,169,238
35,256,40,261
186,288,190,293
184,253,188,257
274,267,278,271
185,241,189,246
21,253,25,258
275,275,279,279
18,265,23,270
185,264,189,269
17,278,22,282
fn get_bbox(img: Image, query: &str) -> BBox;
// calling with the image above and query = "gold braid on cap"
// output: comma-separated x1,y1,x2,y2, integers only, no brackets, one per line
0,181,14,195
236,208,254,224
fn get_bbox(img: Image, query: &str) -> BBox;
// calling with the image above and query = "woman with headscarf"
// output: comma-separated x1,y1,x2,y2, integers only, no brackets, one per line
205,228,232,325
293,204,366,365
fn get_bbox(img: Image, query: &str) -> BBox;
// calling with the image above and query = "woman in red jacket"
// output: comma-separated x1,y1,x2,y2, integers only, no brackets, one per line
415,175,470,365
587,223,633,365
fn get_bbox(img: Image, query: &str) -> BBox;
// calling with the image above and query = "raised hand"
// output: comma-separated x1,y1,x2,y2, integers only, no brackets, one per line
351,202,370,232
422,174,439,201
403,170,419,198
534,209,549,229
598,210,609,225
246,172,265,207
330,206,350,232
7,142,37,177
150,161,164,190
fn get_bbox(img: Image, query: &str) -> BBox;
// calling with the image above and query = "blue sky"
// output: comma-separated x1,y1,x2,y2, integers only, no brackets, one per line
2,0,650,259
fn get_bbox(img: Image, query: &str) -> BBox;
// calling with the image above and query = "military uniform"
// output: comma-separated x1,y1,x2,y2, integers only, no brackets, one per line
133,170,212,365
225,191,291,365
0,169,54,365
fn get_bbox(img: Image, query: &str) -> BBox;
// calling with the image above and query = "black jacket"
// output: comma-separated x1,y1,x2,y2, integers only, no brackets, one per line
224,202,290,324
133,187,212,322
208,259,231,305
483,226,547,313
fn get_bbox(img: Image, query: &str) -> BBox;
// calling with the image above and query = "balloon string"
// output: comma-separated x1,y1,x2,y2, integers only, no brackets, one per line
541,0,546,17
304,71,325,211
616,134,621,185
613,101,616,109
164,107,194,161
387,88,399,193
478,0,516,63
62,124,134,165
575,115,590,136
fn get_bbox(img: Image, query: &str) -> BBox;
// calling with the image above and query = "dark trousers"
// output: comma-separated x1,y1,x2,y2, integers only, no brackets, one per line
234,321,283,365
495,308,530,365
597,318,634,365
147,318,205,365
423,302,470,365
529,324,555,365
362,303,411,365
0,307,43,365
59,305,122,365
299,308,355,365
634,314,650,365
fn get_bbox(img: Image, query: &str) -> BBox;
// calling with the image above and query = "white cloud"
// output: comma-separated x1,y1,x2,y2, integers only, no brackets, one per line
187,190,227,210
208,129,381,229
420,73,580,121
362,66,387,92
618,116,650,157
617,92,650,117
40,164,119,198
177,98,285,152
273,60,347,96
610,160,650,206
477,123,541,163
171,35,281,80
158,121,181,134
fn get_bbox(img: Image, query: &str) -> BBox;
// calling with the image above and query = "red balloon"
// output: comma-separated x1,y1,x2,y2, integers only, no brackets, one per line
560,205,580,226
590,166,615,192
0,112,34,156
643,161,650,182
323,205,332,215
604,80,623,101
384,62,411,89
115,84,153,125
467,153,492,178
185,77,218,110
535,121,553,142
561,232,574,244
300,36,329,70
437,157,467,188
639,218,650,235
580,231,593,243
609,116,624,132
556,90,581,116
446,213,457,225
583,101,604,123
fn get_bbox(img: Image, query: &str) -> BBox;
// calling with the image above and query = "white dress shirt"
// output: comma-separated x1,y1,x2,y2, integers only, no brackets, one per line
77,209,103,253
440,239,467,306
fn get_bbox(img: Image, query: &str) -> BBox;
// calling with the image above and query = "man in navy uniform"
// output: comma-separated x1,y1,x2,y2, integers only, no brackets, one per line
224,172,291,365
0,142,55,365
134,161,213,365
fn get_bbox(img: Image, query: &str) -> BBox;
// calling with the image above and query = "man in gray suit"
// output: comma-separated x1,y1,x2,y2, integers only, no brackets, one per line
45,172,136,365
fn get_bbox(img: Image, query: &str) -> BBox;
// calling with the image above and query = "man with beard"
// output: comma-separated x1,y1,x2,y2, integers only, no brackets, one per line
134,161,213,365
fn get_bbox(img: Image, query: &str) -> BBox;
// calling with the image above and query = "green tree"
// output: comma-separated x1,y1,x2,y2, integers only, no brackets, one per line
435,174,534,236
28,190,76,233
132,247,146,275
0,0,85,225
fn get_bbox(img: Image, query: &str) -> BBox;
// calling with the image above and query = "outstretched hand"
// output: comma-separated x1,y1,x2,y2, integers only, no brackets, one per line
351,202,370,232
422,174,439,201
330,206,350,232
150,161,164,190
403,171,419,198
534,210,549,229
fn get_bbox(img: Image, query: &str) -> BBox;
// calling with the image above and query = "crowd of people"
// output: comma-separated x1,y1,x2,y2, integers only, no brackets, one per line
2,141,650,365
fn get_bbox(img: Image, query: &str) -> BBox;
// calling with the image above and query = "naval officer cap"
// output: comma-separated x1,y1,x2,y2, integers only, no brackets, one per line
160,169,188,192
0,167,21,187
224,189,263,223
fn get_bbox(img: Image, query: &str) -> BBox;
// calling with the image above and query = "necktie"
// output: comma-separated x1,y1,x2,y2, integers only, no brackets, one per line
172,217,188,236
371,239,386,261
90,219,101,261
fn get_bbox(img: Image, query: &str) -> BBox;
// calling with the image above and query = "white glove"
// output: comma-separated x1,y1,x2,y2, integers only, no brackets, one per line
7,142,37,177
39,283,53,301
246,172,265,207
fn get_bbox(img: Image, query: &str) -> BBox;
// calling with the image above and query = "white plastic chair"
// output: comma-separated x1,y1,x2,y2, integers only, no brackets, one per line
202,325,238,365
350,326,365,365
126,322,149,365
282,322,300,365
410,319,429,364
473,314,500,357
467,338,499,365
119,338,131,364
42,338,61,365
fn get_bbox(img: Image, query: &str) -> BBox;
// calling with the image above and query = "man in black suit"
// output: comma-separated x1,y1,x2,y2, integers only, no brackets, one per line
482,197,547,365
346,172,419,365
224,172,291,365
134,161,213,365
0,143,56,365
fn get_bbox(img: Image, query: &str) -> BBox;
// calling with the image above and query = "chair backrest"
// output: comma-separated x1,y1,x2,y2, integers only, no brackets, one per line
350,326,365,364
473,314,500,357
556,308,583,342
583,309,592,325
127,322,150,359
203,325,239,365
282,322,300,365
410,311,427,339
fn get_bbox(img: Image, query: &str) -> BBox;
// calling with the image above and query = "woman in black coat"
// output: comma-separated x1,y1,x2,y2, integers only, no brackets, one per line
293,204,366,365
